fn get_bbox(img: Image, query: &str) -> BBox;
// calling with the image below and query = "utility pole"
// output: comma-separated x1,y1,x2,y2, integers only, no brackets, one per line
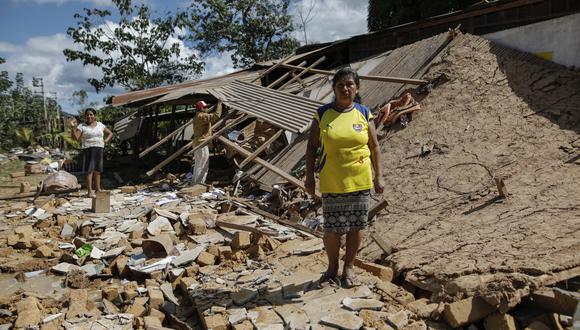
33,77,51,133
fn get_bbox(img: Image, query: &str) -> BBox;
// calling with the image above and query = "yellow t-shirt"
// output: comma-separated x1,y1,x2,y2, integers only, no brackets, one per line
314,102,374,194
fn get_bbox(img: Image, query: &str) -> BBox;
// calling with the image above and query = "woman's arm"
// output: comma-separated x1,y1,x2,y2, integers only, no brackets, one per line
305,119,320,196
368,121,385,193
103,126,113,144
69,118,82,141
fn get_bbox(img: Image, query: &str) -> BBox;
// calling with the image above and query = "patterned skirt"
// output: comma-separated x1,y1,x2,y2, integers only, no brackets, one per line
322,190,370,233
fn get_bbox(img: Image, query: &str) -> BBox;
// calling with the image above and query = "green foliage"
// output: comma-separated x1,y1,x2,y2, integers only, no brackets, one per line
187,0,300,68
368,0,480,32
14,127,36,147
63,0,203,92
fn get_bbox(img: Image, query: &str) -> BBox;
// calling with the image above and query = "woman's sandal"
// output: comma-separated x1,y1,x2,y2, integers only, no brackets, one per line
312,272,339,289
342,274,361,288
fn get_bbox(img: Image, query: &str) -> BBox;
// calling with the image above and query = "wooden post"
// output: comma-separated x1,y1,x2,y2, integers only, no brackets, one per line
267,61,307,89
238,130,284,168
217,135,320,197
278,56,326,90
495,177,508,198
275,63,428,85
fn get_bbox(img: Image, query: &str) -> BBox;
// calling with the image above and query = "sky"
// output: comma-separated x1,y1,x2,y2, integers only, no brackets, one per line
0,0,368,114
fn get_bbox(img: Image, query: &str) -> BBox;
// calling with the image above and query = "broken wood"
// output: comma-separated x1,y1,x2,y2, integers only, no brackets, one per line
238,130,284,168
371,233,396,256
275,63,428,85
250,53,294,83
215,220,274,236
217,136,320,197
267,61,307,88
278,56,326,90
139,118,193,158
495,177,508,198
146,113,246,177
368,198,388,220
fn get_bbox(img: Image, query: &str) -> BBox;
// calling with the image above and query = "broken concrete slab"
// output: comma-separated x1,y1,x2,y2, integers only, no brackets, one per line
376,280,415,305
443,296,496,328
172,244,207,267
387,310,409,329
342,297,384,311
232,288,258,306
274,305,310,330
228,307,248,325
321,311,364,330
160,282,179,306
147,216,173,236
484,312,517,330
14,296,43,328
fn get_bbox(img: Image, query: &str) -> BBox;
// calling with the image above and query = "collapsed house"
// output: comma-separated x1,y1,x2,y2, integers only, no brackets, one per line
0,0,578,329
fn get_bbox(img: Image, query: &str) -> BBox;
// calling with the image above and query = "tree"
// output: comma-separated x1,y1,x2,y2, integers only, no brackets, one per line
295,0,317,45
187,0,300,68
368,0,480,32
63,0,203,92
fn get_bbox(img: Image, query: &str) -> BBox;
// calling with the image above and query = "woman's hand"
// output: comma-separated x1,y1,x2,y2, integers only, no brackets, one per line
69,118,78,129
373,176,385,194
305,176,316,197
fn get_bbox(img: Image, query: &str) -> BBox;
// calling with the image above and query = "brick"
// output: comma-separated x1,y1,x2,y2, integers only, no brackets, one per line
148,288,164,310
179,277,198,293
144,316,162,328
247,245,265,259
443,296,496,328
202,314,228,330
10,171,25,178
35,245,53,258
91,191,111,213
231,232,251,250
120,186,138,194
353,259,394,282
126,302,147,317
196,251,216,266
187,214,207,235
232,320,254,330
185,264,199,277
148,308,166,323
218,246,232,260
207,245,220,257
122,281,139,301
484,312,517,330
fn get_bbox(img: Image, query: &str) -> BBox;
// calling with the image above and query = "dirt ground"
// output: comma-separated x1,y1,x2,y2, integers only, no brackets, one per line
361,34,580,303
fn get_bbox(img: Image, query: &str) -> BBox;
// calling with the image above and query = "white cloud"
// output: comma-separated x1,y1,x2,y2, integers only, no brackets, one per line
0,42,20,53
202,51,236,79
291,0,368,45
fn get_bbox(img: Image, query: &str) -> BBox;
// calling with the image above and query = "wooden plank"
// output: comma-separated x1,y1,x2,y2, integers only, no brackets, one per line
145,112,246,176
278,56,326,90
186,112,247,156
239,130,284,168
255,132,309,186
215,220,274,236
217,135,320,197
276,63,427,85
371,233,396,256
267,61,307,88
368,199,388,220
250,53,294,83
495,177,508,198
139,118,193,158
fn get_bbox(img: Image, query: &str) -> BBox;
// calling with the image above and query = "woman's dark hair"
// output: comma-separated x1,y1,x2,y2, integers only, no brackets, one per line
84,108,96,116
332,67,362,103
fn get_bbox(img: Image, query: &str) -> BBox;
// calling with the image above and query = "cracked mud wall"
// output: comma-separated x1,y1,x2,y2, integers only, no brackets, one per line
361,33,580,303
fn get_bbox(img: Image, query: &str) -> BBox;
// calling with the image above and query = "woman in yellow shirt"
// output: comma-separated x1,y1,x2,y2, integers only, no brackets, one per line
305,67,384,287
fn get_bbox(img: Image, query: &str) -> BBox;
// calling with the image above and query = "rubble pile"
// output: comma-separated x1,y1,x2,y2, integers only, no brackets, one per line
0,181,456,330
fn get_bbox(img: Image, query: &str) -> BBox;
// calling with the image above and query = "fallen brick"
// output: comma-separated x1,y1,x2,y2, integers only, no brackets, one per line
148,287,165,310
218,246,233,260
353,258,394,282
15,296,43,328
35,245,53,258
443,296,496,328
196,251,216,266
484,312,517,330
232,320,254,330
179,277,198,294
231,232,251,250
202,314,228,330
144,315,163,328
187,214,207,235
120,186,138,194
122,281,139,301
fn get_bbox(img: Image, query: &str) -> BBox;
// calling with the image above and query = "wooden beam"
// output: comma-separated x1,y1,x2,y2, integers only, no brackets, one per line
239,130,284,168
275,63,427,85
278,56,326,90
371,233,396,256
217,135,320,197
186,112,247,156
139,118,192,158
368,198,388,220
215,220,274,236
250,53,294,83
267,61,307,88
145,112,246,177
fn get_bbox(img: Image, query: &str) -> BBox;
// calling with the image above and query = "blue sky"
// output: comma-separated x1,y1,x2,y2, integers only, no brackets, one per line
0,0,368,114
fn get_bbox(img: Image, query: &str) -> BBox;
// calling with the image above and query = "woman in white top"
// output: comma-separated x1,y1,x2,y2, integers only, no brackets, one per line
70,108,113,197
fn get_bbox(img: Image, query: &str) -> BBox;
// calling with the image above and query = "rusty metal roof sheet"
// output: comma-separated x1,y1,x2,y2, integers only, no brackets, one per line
208,80,324,133
111,69,262,107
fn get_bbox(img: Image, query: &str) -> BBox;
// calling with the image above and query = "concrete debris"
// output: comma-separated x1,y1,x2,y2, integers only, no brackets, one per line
342,297,384,311
321,311,364,330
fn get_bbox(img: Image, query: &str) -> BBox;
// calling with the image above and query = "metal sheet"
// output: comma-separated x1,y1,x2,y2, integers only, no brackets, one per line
209,80,324,133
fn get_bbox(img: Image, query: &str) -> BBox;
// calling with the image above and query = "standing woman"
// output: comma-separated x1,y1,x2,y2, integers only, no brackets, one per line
70,108,113,197
305,67,385,287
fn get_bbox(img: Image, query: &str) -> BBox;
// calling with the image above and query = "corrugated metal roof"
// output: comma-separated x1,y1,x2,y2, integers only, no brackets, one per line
111,69,262,107
208,80,324,133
